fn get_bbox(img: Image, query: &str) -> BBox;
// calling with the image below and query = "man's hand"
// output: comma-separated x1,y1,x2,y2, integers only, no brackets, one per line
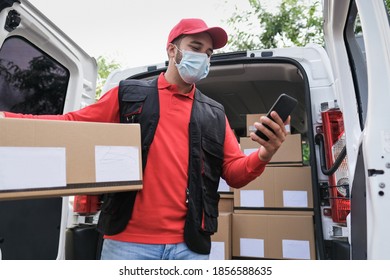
249,111,290,162
0,112,5,118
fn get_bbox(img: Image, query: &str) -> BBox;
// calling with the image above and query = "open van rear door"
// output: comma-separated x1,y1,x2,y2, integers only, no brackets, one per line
0,0,97,259
324,0,390,259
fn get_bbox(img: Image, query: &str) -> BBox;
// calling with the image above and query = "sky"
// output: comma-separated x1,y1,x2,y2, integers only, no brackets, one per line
27,0,245,68
27,0,278,69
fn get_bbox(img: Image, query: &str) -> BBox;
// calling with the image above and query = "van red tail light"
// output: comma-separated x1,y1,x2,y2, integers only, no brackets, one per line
73,195,101,216
321,109,350,223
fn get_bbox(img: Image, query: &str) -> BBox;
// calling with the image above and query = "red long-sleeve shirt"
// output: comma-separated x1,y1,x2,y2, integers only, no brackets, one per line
5,73,266,244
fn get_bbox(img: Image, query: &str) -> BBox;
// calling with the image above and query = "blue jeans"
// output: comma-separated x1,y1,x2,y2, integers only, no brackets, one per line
100,239,210,260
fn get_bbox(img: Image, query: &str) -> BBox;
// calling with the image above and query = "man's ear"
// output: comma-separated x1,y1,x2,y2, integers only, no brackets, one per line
167,43,178,60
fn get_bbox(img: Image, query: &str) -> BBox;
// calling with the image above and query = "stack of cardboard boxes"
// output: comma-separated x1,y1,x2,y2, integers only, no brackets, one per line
211,114,315,260
210,178,234,260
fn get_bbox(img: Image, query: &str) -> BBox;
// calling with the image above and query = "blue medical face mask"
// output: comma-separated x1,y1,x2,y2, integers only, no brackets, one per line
174,46,210,84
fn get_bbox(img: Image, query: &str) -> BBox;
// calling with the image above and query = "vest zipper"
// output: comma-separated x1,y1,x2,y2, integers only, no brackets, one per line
126,115,135,123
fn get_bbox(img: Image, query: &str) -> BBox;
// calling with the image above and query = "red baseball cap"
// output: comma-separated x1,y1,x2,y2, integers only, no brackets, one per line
167,18,228,50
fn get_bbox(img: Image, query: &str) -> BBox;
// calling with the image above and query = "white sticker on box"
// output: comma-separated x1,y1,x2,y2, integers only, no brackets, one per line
240,190,264,207
209,241,225,260
240,238,264,258
0,147,66,190
283,190,308,207
243,148,258,156
218,178,230,192
95,146,140,182
248,125,256,133
282,239,310,259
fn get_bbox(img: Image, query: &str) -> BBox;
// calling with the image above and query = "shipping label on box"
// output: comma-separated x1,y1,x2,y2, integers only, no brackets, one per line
218,177,233,193
0,147,67,191
210,241,225,260
0,118,143,200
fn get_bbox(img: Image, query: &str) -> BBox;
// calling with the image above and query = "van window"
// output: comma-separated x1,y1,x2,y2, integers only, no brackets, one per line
344,1,368,129
345,0,389,129
0,36,69,114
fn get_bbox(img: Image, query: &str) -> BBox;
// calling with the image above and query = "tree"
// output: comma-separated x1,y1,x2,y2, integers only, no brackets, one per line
0,56,68,114
225,0,323,50
95,56,121,100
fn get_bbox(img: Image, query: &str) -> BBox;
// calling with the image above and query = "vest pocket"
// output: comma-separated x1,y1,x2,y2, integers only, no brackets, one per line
100,193,121,215
98,191,138,235
200,135,223,235
201,136,223,181
202,191,220,234
121,94,147,123
100,192,135,215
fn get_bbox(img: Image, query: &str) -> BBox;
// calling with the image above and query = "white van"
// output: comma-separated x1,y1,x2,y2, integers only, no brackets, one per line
0,0,389,260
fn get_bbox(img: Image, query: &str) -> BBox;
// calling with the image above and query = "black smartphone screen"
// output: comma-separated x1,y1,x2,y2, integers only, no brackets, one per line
255,94,298,141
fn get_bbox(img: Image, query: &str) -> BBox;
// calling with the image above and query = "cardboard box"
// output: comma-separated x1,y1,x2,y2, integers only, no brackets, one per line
0,118,142,200
246,114,265,136
219,193,234,213
240,134,302,165
210,212,232,260
232,212,316,259
234,166,312,209
246,114,291,137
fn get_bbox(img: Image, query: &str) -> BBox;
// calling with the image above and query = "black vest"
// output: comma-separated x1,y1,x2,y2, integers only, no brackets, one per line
97,77,226,254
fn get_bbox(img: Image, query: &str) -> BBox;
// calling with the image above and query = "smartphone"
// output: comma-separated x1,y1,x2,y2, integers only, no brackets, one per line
255,93,298,141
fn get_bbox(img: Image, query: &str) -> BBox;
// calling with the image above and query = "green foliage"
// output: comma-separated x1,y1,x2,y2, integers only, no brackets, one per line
302,142,310,165
0,56,67,114
226,0,323,50
95,56,121,100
